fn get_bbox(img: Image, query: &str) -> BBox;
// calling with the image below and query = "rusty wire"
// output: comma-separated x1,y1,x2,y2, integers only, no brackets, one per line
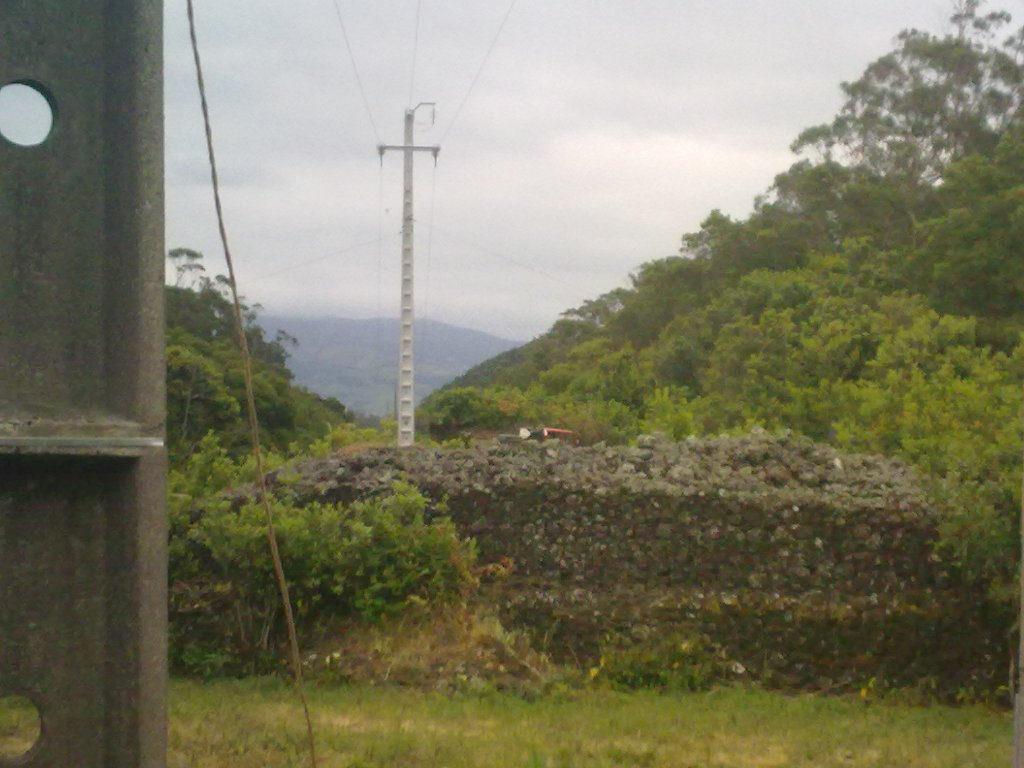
185,3,318,766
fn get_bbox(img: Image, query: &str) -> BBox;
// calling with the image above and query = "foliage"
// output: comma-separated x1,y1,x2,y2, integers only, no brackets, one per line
307,421,391,457
640,387,695,440
590,634,732,692
916,125,1024,321
165,249,348,464
307,607,551,695
168,436,477,676
420,387,526,436
792,0,1024,188
427,3,1024,599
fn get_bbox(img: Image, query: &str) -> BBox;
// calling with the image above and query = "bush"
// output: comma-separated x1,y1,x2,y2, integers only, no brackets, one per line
591,634,733,691
422,387,508,435
534,396,640,444
307,421,388,457
307,606,553,695
169,441,478,676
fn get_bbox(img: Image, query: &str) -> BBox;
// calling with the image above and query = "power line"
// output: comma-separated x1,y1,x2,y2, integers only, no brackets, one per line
415,218,575,288
423,163,438,320
329,0,381,144
375,163,385,359
408,0,423,107
248,235,394,282
439,0,519,144
421,162,438,348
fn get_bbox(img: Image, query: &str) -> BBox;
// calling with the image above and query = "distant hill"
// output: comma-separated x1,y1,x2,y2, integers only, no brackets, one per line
259,315,522,416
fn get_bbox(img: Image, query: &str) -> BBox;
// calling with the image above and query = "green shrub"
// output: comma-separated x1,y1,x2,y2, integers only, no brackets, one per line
169,442,478,676
421,387,526,437
307,421,388,457
640,386,695,440
591,633,733,692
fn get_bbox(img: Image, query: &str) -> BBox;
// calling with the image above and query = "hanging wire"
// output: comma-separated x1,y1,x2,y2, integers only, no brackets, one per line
249,235,390,282
439,0,519,144
185,3,318,767
330,0,382,144
420,161,439,355
415,218,574,288
375,161,386,376
408,0,423,108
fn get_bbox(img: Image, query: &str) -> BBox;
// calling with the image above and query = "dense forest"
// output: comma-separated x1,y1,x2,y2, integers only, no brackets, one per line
423,2,1024,597
165,247,349,464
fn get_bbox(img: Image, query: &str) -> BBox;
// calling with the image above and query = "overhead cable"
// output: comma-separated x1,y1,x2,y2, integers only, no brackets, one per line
439,0,519,143
415,218,574,288
330,0,382,144
249,235,393,282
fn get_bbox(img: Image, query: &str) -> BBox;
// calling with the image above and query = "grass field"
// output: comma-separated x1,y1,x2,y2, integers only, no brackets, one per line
169,679,1011,768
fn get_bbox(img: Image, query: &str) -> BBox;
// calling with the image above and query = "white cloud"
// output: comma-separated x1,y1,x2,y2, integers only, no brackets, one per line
165,0,954,338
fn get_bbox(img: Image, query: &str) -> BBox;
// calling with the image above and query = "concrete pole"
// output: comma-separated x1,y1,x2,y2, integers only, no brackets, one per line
398,109,416,447
378,103,437,448
0,3,166,766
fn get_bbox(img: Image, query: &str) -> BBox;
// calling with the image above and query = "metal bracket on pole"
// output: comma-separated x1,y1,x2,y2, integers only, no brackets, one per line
0,2,166,766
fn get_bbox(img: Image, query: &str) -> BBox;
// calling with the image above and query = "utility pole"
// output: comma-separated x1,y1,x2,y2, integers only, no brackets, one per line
1,3,166,766
379,103,439,447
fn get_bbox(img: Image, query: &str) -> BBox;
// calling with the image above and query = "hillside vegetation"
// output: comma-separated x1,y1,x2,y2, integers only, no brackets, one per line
165,250,350,463
425,2,1024,598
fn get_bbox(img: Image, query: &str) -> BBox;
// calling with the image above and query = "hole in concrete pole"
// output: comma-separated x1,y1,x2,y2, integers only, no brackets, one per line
0,694,41,762
0,82,55,147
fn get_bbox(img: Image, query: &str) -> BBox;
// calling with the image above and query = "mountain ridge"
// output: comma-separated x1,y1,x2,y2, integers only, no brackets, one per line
260,315,522,416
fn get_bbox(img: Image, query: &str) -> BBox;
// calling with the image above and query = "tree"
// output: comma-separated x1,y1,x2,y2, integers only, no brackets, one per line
164,250,348,462
793,1,1023,190
914,125,1024,324
168,247,207,289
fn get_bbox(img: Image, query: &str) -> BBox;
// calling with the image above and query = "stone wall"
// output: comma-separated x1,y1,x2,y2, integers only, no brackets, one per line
267,433,1008,696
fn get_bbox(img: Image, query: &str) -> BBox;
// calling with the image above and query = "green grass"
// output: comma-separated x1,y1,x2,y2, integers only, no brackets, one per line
169,679,1010,767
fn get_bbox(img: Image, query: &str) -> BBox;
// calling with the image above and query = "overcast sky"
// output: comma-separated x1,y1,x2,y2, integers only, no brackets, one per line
165,0,960,340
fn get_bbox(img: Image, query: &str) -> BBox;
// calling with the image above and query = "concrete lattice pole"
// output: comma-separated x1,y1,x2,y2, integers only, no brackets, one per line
398,109,416,446
378,103,438,447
